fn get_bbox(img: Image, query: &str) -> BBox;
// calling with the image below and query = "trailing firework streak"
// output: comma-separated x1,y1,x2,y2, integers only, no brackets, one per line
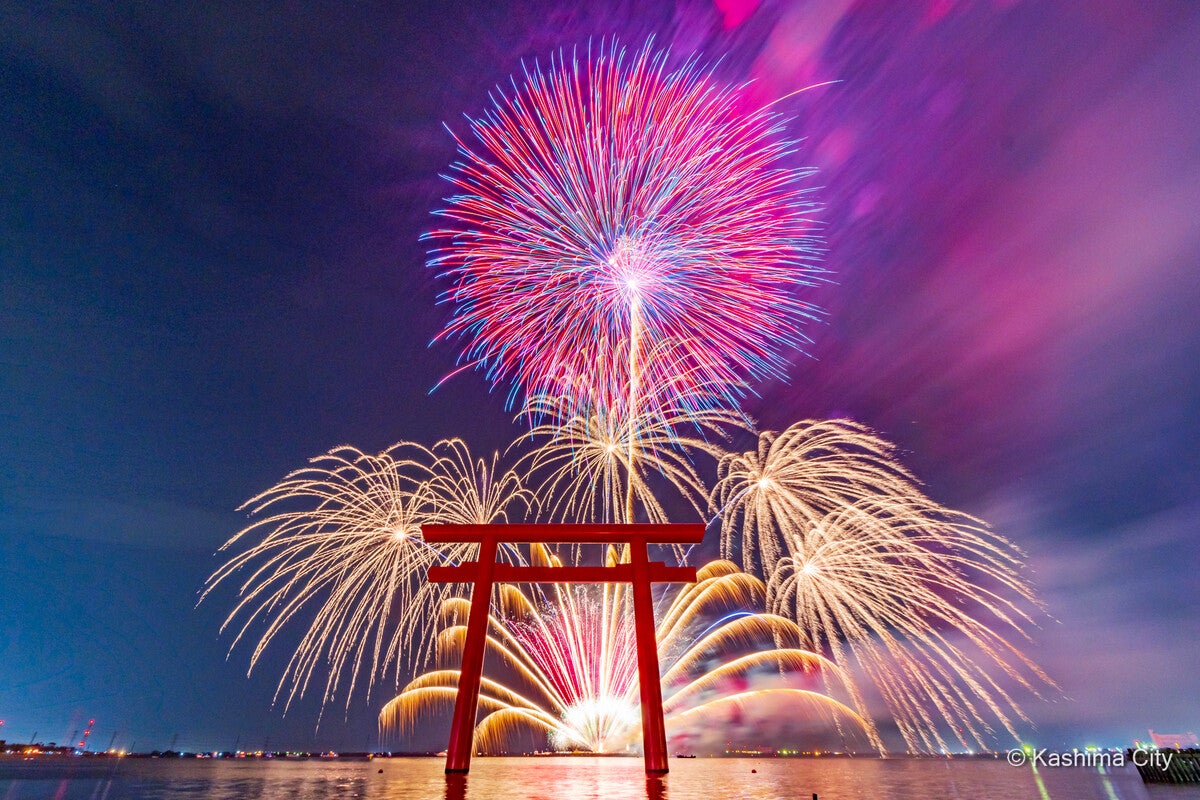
381,555,871,753
427,40,823,417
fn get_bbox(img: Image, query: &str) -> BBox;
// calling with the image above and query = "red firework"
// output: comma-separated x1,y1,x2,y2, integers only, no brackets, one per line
427,40,823,416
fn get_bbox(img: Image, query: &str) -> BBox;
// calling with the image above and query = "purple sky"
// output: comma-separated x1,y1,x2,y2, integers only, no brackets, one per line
1,1,1197,752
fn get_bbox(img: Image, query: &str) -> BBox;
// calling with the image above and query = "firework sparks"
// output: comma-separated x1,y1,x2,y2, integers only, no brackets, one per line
715,420,1052,752
714,419,923,575
425,438,537,527
428,40,822,416
381,557,869,753
202,439,529,713
517,394,739,528
206,36,1054,753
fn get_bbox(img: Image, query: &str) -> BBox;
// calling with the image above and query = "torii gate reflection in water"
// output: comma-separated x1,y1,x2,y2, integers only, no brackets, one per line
424,523,704,775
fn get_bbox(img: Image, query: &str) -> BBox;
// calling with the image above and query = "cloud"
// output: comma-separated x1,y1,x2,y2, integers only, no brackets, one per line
989,494,1200,743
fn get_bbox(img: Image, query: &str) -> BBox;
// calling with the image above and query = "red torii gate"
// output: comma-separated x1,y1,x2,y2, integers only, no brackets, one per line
424,523,704,774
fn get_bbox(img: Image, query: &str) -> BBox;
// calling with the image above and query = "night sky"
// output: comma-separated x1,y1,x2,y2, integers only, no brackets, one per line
2,1,1198,753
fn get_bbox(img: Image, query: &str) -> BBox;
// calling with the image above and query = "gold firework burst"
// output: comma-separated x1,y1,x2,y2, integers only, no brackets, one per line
518,394,740,528
715,419,1051,751
203,439,529,713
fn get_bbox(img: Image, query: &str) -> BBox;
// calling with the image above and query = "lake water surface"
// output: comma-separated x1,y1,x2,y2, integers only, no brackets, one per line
3,756,1198,800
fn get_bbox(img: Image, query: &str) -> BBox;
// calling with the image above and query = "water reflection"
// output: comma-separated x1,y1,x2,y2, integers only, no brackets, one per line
421,758,1170,800
444,773,467,800
0,756,1184,800
1033,763,1053,800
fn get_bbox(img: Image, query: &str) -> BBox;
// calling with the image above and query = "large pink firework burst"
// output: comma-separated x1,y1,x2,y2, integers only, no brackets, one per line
428,41,823,415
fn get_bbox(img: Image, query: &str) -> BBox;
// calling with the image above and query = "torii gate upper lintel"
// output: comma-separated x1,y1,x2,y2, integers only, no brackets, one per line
423,523,704,775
